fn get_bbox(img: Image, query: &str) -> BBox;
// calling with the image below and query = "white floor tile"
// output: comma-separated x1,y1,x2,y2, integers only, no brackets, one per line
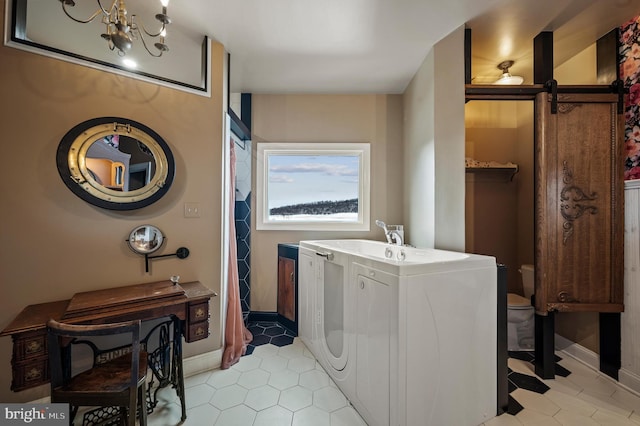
209,383,248,410
483,413,523,426
244,385,281,411
260,354,290,372
292,405,331,426
553,409,600,425
611,388,640,413
515,408,562,425
578,390,635,418
544,389,597,417
237,368,270,389
313,386,348,412
542,376,583,396
183,370,212,388
268,368,301,390
330,406,369,426
147,401,183,426
508,358,536,376
300,369,331,391
252,343,280,358
231,354,262,372
214,404,256,425
511,388,561,417
287,356,317,373
182,383,216,409
182,403,220,426
592,409,639,425
254,405,294,426
206,368,241,389
279,385,313,411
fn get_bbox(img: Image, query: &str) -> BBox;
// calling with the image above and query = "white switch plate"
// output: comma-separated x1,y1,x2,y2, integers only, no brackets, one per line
184,202,200,218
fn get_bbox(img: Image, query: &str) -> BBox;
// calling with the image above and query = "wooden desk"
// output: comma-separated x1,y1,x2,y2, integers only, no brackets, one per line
1,280,215,421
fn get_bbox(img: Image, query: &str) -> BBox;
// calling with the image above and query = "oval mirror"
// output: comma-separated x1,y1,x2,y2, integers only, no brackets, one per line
56,117,175,210
127,225,164,255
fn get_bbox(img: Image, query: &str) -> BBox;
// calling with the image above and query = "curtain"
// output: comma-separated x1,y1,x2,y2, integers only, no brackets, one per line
221,140,253,369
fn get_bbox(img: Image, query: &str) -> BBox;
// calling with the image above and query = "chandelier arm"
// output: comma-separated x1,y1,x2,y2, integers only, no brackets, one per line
61,3,105,24
134,15,167,38
135,29,163,57
95,0,116,17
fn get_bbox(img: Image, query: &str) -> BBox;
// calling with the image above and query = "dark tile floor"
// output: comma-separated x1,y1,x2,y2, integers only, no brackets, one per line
506,350,572,415
245,320,296,355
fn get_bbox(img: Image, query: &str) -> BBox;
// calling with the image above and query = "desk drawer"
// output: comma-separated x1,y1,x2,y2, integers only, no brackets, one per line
13,330,47,361
11,358,49,391
186,322,209,342
188,301,209,323
185,301,210,342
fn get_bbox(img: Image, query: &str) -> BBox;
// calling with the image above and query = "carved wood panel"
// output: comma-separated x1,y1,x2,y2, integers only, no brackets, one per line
535,92,624,314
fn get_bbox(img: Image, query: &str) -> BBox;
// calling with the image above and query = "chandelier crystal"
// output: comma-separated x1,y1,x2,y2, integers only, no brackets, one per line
59,0,171,57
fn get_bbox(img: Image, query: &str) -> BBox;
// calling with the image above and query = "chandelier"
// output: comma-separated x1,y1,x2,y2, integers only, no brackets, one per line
59,0,171,57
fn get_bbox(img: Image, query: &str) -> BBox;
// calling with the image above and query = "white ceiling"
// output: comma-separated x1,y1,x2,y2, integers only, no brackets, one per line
19,0,640,93
166,0,640,93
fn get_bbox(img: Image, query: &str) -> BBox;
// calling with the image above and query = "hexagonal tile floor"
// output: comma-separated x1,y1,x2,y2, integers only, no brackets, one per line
145,340,640,425
147,338,367,426
246,321,296,354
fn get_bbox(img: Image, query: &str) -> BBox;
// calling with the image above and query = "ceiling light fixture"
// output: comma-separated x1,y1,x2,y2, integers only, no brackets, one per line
59,0,171,57
494,60,524,85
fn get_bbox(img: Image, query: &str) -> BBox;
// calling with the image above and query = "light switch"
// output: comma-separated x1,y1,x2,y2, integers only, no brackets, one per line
184,202,200,218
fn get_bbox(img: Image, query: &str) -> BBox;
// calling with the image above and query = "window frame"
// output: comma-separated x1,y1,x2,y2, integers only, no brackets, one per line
256,142,371,231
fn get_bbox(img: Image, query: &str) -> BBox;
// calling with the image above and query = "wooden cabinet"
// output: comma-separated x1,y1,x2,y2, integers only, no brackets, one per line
535,92,624,314
185,300,210,342
277,244,299,333
10,329,50,391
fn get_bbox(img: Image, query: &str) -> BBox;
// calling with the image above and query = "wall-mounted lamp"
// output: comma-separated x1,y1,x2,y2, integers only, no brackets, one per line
494,60,524,85
59,0,171,57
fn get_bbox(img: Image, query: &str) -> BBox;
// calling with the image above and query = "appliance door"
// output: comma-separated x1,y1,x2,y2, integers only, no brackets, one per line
316,249,350,371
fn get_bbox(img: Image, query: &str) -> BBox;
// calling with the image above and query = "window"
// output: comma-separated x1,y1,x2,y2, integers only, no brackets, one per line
256,143,370,231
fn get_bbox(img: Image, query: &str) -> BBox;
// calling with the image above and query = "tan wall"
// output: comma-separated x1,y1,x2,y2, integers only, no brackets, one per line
465,101,520,292
250,94,404,312
0,2,226,402
403,26,466,251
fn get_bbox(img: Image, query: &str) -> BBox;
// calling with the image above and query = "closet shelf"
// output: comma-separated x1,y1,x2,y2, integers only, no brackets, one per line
465,165,519,181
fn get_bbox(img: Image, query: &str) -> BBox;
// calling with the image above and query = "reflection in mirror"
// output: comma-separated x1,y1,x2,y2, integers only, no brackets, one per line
127,225,164,255
85,134,155,192
6,0,209,94
57,117,175,210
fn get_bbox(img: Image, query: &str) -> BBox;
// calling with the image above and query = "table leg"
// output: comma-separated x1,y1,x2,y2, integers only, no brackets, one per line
173,318,187,422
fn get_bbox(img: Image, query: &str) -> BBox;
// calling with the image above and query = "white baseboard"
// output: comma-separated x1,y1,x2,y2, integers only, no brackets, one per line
183,349,222,378
619,369,640,395
554,333,599,371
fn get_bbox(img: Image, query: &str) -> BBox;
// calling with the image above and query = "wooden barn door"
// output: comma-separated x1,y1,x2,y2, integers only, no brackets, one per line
534,90,625,379
535,91,624,315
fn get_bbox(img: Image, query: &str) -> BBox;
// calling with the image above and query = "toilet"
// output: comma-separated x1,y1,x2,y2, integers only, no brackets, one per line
507,264,535,351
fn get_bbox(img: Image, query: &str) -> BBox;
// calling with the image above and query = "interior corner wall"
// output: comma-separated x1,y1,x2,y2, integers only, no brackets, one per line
403,25,466,251
0,0,226,402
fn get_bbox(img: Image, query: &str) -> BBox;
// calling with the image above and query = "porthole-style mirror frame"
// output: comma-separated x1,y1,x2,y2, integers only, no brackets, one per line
57,117,175,210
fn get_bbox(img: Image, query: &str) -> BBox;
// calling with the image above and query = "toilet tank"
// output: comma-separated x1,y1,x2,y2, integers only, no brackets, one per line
520,264,534,299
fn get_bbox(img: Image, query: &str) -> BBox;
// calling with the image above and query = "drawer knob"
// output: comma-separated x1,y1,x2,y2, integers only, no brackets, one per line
25,340,42,354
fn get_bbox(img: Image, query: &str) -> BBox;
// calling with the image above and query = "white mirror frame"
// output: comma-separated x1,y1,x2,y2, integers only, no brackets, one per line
256,142,371,231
